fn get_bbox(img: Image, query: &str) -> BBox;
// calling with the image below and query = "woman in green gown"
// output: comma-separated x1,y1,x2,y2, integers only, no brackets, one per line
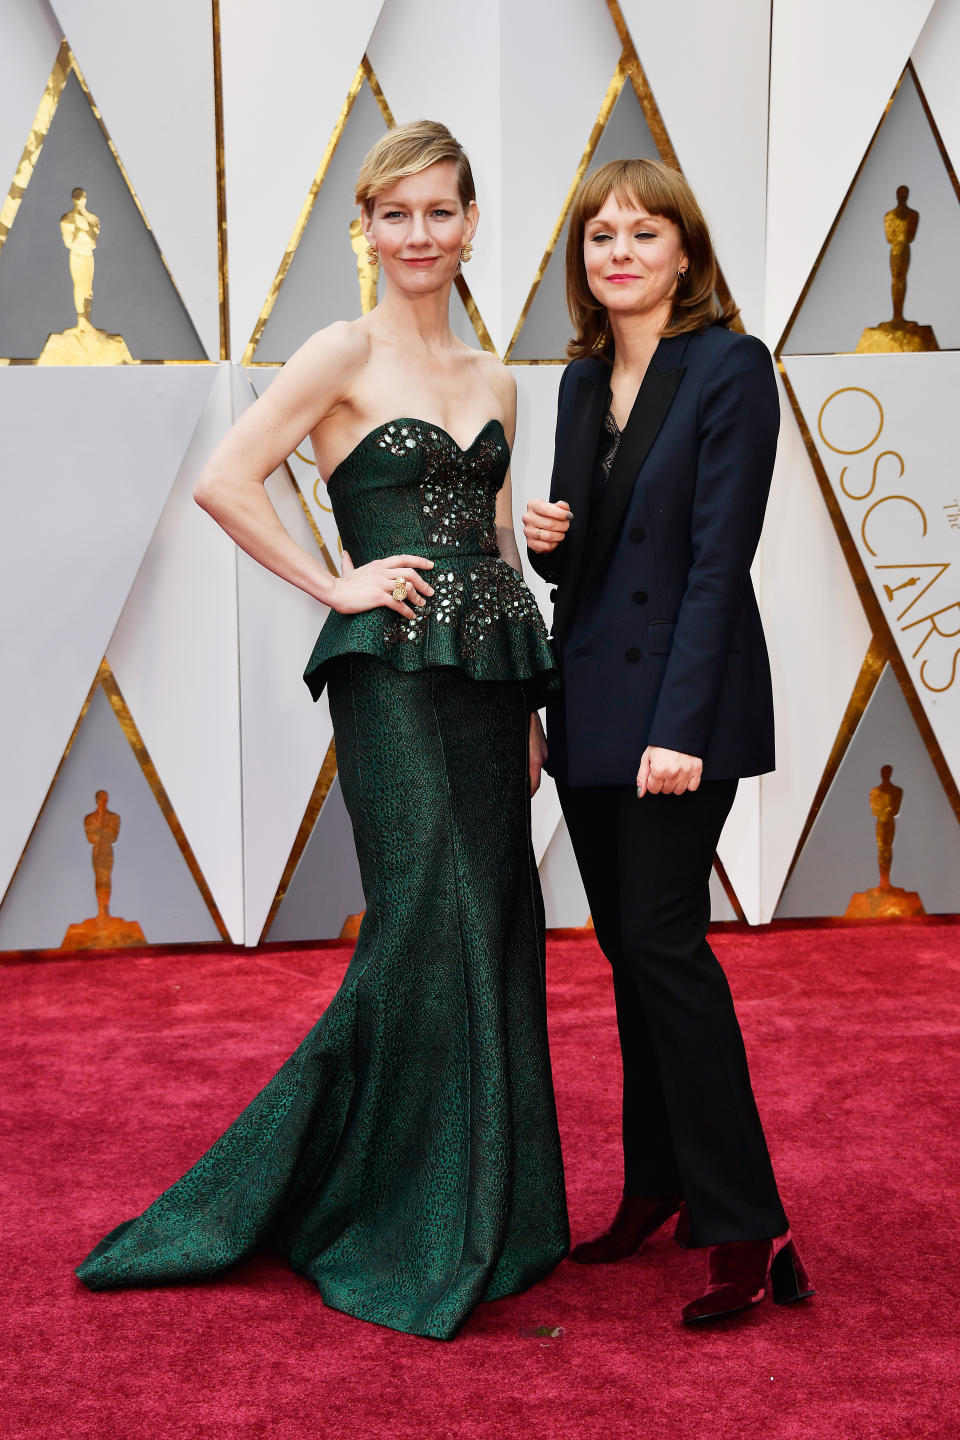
75,121,569,1339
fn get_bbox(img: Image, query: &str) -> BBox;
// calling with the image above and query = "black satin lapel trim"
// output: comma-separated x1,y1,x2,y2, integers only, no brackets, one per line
580,364,685,590
555,373,606,513
551,373,607,640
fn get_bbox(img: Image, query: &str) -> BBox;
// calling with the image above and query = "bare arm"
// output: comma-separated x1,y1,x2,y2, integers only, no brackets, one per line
194,324,359,605
486,365,548,792
194,323,433,618
491,369,523,572
495,471,523,573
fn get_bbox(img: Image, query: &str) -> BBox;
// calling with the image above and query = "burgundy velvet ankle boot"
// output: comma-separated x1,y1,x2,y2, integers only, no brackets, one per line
681,1230,814,1324
570,1194,684,1264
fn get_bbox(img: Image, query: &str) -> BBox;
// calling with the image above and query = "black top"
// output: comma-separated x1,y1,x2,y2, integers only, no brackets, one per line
587,391,622,544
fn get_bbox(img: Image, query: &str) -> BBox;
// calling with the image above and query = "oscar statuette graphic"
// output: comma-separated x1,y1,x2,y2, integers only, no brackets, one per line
38,187,133,364
349,217,379,315
61,790,146,949
856,186,939,353
845,765,925,918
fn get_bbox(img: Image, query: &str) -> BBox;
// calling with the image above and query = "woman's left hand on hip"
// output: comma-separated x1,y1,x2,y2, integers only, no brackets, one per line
637,746,703,797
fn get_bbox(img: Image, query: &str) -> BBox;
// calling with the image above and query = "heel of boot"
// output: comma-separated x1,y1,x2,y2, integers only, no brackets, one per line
770,1239,815,1304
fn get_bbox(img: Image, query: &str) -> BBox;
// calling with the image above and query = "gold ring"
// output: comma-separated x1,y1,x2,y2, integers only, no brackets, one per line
537,527,544,541
391,578,409,602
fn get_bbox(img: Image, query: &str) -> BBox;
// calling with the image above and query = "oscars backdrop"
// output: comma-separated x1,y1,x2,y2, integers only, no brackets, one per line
1,0,958,953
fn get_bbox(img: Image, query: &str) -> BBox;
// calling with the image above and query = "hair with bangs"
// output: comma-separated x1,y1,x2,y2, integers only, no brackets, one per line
355,120,476,214
565,159,737,361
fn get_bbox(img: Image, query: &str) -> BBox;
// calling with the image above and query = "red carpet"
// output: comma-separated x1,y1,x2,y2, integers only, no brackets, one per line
4,923,958,1439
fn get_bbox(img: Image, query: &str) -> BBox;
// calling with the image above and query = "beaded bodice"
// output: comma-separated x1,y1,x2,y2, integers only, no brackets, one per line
303,418,557,701
327,418,503,564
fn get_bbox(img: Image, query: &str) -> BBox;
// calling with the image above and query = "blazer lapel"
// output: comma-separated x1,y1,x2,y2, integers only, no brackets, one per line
551,366,607,640
579,335,689,593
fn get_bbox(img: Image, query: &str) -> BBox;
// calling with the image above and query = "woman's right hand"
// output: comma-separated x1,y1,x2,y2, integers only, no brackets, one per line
332,552,435,618
523,497,572,553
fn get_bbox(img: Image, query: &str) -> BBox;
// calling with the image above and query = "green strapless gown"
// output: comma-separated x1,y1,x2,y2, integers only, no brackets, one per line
76,418,569,1339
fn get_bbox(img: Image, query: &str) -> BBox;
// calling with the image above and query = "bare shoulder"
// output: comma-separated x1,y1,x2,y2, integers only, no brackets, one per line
470,346,516,410
289,317,370,379
262,319,371,425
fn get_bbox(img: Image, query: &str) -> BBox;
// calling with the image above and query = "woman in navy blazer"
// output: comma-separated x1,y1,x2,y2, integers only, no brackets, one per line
525,160,812,1324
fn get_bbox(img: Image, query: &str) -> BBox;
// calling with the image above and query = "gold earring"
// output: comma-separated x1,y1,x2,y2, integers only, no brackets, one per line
460,241,474,264
366,244,379,266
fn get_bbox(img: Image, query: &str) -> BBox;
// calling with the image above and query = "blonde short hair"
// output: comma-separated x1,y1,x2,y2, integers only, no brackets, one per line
355,120,476,214
565,159,737,360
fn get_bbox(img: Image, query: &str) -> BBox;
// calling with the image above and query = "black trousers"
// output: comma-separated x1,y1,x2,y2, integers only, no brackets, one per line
557,778,788,1246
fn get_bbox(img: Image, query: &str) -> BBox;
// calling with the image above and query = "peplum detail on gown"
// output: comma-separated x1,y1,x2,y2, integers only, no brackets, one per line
302,418,558,704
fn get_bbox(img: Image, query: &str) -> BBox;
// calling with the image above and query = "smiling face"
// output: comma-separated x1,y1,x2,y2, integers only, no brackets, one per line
362,161,478,295
582,192,687,328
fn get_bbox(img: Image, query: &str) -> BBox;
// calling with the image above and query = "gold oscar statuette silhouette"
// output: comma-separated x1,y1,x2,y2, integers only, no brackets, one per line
856,186,939,353
61,790,147,950
38,187,133,365
844,765,925,918
349,218,379,315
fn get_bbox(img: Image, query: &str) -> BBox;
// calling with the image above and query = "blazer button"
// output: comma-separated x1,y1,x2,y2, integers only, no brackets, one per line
629,525,646,542
625,646,642,662
632,589,648,605
549,588,557,603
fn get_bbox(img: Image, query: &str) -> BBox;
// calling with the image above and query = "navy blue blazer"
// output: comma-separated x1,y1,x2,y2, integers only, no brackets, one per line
530,324,779,787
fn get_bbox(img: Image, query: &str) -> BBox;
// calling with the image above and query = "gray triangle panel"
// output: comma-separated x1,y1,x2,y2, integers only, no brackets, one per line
267,775,365,942
253,82,388,363
0,685,219,949
0,72,206,361
782,68,960,356
776,665,960,917
510,82,660,363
